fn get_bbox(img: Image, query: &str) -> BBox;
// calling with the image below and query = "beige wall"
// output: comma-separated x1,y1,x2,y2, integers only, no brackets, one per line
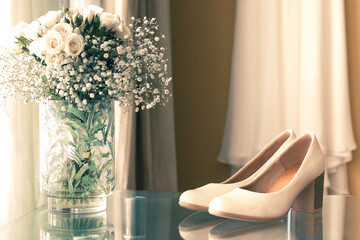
345,0,360,195
171,0,235,191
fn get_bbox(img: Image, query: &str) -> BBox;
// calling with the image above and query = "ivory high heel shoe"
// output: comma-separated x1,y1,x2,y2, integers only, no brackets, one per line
179,129,296,211
208,132,325,222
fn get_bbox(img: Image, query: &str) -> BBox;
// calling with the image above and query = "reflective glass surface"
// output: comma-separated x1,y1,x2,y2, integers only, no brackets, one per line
0,192,359,239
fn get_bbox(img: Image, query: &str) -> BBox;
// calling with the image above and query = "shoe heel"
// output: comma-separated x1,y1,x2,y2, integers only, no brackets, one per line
292,172,324,212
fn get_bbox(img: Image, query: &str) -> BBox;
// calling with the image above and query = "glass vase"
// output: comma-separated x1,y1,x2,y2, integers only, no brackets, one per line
40,100,115,213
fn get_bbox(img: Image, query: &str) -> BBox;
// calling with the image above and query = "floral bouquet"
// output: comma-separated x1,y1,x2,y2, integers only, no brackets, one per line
1,5,171,110
0,5,172,212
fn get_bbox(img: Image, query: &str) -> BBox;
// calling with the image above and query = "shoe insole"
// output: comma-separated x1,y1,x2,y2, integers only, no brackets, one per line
266,164,301,193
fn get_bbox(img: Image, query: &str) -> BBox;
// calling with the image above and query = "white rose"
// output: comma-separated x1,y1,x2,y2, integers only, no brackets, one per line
28,38,46,58
52,23,72,39
41,25,49,35
44,30,63,54
86,5,104,14
83,8,94,23
74,27,81,34
64,33,84,57
45,53,65,66
12,22,27,38
38,10,62,28
114,23,131,39
23,21,42,40
72,11,80,20
100,12,120,31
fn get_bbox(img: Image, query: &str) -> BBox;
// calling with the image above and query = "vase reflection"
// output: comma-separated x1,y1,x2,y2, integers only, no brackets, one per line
40,211,114,239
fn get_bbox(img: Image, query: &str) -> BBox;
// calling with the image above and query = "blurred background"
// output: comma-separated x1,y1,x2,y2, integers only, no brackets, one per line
1,0,360,229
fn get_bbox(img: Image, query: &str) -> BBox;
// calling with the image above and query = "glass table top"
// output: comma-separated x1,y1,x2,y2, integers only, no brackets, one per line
0,191,359,239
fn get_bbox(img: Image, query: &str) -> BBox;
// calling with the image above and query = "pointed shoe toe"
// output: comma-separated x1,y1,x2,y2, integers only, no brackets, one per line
208,132,325,222
179,183,244,211
179,188,210,211
179,129,296,211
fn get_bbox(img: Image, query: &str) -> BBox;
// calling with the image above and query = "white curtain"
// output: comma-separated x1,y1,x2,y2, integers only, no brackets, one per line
111,0,178,191
0,0,60,228
218,0,356,194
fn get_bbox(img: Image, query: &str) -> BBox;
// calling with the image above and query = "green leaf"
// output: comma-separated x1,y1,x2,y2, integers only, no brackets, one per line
16,36,31,45
70,163,76,179
93,15,100,28
64,18,70,24
90,123,106,135
74,163,89,189
68,179,73,194
99,25,106,35
88,25,93,35
70,149,82,165
75,15,83,27
87,102,101,129
75,163,89,181
65,125,78,141
103,116,113,144
95,116,103,125
64,119,88,138
66,140,76,148
91,149,102,177
108,141,114,159
68,164,76,194
68,107,86,122
88,162,96,172
91,139,103,147
22,47,29,53
98,181,107,194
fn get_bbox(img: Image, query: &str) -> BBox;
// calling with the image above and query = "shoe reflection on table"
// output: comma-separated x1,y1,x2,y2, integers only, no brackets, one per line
178,212,225,240
178,211,287,240
178,209,323,240
209,219,286,240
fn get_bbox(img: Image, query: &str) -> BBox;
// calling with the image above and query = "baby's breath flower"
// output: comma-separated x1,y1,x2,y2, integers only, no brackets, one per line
0,11,172,111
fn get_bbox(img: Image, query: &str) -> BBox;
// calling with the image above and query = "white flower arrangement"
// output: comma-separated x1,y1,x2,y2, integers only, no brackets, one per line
0,5,172,110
